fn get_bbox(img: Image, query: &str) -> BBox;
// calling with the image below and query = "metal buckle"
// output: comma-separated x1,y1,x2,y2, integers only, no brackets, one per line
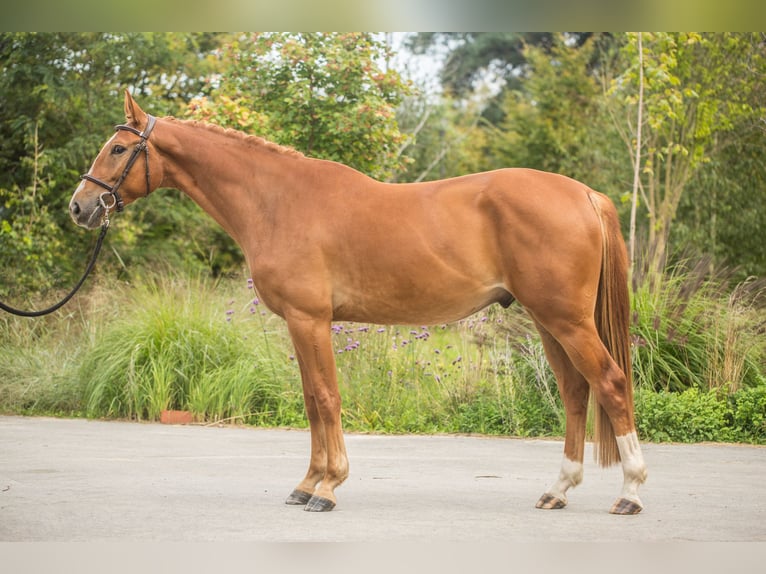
98,192,117,227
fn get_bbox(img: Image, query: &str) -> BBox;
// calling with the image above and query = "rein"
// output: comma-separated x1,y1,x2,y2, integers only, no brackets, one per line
0,222,109,317
0,115,156,318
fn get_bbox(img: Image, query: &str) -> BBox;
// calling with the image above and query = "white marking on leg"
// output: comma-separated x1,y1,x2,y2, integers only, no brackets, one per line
615,431,647,504
546,456,583,503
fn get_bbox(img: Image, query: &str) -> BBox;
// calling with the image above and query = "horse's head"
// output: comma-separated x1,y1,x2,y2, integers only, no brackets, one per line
70,91,163,229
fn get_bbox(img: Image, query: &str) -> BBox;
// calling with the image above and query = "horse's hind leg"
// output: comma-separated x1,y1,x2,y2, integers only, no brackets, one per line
533,322,590,510
542,317,647,514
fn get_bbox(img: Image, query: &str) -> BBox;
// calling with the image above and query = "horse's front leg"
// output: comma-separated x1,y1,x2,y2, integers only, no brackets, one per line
285,359,329,506
284,312,349,512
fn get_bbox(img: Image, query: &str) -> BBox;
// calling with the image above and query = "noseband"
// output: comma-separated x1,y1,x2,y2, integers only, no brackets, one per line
80,114,156,213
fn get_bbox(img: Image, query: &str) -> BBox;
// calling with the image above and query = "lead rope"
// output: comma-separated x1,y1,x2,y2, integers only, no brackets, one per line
1,115,156,318
0,221,109,317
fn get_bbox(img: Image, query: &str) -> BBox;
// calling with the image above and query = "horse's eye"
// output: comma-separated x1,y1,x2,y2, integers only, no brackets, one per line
112,144,127,155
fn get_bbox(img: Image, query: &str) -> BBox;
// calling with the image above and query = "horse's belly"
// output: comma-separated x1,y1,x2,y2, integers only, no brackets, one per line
331,283,512,325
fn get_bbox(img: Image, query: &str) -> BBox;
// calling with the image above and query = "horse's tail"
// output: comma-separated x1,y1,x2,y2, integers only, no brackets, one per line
589,192,633,468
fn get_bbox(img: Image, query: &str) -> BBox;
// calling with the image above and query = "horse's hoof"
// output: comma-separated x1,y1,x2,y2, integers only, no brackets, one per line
535,493,567,510
609,497,643,515
285,489,313,505
304,495,336,512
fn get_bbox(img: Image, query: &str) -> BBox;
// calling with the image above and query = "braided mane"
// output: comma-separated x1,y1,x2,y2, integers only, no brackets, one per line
164,116,305,158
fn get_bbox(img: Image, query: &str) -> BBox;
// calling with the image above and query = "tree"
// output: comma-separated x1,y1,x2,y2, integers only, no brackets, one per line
674,125,766,279
0,33,226,294
609,33,766,279
406,33,603,124
482,34,629,200
393,91,489,184
188,33,413,181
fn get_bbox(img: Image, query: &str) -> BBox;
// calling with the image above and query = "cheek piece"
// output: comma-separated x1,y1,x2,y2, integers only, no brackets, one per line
79,114,156,212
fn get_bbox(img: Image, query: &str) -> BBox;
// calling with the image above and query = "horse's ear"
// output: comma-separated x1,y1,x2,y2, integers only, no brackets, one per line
124,89,148,129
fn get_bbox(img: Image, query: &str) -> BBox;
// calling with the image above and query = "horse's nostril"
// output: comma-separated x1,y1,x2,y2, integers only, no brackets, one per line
71,202,81,215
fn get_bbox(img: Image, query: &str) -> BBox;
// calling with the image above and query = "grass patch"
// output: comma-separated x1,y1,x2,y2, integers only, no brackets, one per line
79,274,304,425
631,260,766,392
1,265,764,444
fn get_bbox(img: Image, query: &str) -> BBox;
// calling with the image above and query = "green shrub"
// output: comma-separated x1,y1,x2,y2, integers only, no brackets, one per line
79,275,302,424
727,386,766,442
635,386,766,444
635,387,732,442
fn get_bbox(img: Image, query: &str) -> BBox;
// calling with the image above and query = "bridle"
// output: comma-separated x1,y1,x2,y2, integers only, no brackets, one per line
0,114,157,318
80,114,156,215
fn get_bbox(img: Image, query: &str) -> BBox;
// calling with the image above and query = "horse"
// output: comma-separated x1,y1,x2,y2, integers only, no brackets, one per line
70,91,647,514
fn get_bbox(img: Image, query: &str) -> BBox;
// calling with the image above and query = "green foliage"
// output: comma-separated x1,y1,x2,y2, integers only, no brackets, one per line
188,33,413,181
485,33,628,202
727,386,766,442
630,258,766,392
1,268,765,443
78,275,302,425
0,313,85,415
636,386,766,443
611,32,766,275
3,31,764,296
674,127,766,280
324,310,564,437
406,33,597,100
1,34,766,446
635,387,732,442
0,32,227,294
394,90,489,183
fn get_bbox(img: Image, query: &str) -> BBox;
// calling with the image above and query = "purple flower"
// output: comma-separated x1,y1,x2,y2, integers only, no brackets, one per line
247,278,254,289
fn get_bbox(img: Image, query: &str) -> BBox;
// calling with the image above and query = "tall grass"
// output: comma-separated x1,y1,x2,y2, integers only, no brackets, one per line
78,274,304,425
328,309,563,436
630,259,766,392
0,313,84,414
1,265,764,443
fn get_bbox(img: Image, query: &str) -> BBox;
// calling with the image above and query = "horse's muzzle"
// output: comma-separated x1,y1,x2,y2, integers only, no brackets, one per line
69,197,104,230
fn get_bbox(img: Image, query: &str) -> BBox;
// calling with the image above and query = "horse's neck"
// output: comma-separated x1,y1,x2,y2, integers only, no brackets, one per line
157,119,287,248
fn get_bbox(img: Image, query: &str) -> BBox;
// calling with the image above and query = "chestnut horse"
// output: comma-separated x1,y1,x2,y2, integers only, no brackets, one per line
70,92,647,514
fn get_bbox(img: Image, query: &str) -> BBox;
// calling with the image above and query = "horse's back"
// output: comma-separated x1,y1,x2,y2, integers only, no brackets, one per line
320,167,605,324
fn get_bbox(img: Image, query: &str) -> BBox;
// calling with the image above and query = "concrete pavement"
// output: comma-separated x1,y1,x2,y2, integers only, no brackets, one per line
1,415,765,542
